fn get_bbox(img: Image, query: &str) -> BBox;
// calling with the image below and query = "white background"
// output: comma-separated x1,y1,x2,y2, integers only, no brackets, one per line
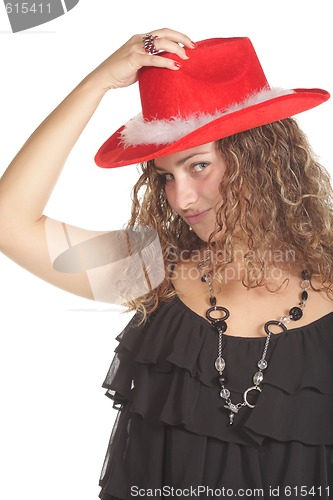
0,1,332,499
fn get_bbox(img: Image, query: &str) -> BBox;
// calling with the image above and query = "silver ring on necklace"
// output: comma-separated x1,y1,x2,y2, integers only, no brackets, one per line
243,385,262,409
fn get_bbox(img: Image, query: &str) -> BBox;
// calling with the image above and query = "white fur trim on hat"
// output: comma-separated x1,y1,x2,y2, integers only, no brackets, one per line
120,87,295,147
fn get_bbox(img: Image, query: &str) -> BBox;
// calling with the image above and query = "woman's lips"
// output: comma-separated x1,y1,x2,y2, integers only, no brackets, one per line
185,209,211,225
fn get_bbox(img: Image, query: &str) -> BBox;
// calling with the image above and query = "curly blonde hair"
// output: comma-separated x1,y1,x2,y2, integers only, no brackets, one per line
126,117,333,319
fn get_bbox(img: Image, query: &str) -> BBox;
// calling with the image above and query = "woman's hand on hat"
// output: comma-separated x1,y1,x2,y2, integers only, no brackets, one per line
89,28,194,92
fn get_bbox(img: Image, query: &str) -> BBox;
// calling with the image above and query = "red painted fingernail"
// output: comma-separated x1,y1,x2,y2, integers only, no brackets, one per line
191,41,197,48
174,62,182,69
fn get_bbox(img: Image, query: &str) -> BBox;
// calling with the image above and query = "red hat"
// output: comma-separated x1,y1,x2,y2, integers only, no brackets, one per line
95,37,330,169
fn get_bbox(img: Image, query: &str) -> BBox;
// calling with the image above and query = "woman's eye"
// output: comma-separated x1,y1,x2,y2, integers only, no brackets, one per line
192,162,209,172
162,173,174,182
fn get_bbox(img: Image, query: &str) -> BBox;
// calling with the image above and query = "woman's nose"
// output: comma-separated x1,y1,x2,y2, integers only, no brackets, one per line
174,177,199,211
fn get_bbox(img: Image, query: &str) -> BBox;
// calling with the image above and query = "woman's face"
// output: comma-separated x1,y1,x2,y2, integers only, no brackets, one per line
154,141,226,242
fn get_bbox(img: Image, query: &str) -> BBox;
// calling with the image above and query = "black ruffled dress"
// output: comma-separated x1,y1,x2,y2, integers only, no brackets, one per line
98,296,333,500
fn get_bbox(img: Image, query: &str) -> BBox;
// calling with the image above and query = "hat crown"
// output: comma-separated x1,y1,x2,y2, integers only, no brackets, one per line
95,35,329,168
139,37,269,121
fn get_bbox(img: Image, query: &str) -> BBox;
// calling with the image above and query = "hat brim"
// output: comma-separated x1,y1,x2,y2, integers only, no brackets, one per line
95,88,330,169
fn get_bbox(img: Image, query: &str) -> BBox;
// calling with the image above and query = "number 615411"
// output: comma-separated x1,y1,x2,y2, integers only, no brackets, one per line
5,3,51,14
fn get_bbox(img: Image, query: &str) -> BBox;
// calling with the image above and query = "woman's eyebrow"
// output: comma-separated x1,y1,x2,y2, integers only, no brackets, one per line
154,151,210,172
154,166,169,174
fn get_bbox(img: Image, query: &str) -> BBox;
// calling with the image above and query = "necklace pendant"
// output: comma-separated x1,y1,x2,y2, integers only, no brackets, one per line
224,401,239,426
228,412,235,426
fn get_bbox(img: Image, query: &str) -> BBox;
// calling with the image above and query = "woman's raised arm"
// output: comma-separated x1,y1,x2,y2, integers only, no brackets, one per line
0,29,193,301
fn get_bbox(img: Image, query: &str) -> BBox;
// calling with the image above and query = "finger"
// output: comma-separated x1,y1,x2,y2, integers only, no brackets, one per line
137,29,195,61
152,38,190,60
135,53,183,71
150,28,194,49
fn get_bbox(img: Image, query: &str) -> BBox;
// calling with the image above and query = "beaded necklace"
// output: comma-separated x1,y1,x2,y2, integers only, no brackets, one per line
198,248,311,426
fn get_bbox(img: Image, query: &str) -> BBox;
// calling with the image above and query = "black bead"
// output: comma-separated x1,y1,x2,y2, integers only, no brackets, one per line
213,319,228,332
201,275,207,283
301,290,308,302
289,306,303,321
301,270,310,280
218,375,227,385
210,296,217,306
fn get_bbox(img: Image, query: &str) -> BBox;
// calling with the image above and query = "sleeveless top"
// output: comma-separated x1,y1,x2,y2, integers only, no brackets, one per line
98,296,333,500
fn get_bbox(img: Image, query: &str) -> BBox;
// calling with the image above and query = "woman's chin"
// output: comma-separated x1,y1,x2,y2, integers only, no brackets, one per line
191,226,224,243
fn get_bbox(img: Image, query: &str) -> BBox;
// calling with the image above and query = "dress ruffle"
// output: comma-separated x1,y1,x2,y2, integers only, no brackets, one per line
99,297,333,499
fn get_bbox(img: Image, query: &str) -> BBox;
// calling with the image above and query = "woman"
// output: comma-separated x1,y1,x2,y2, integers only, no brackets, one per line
1,28,333,499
